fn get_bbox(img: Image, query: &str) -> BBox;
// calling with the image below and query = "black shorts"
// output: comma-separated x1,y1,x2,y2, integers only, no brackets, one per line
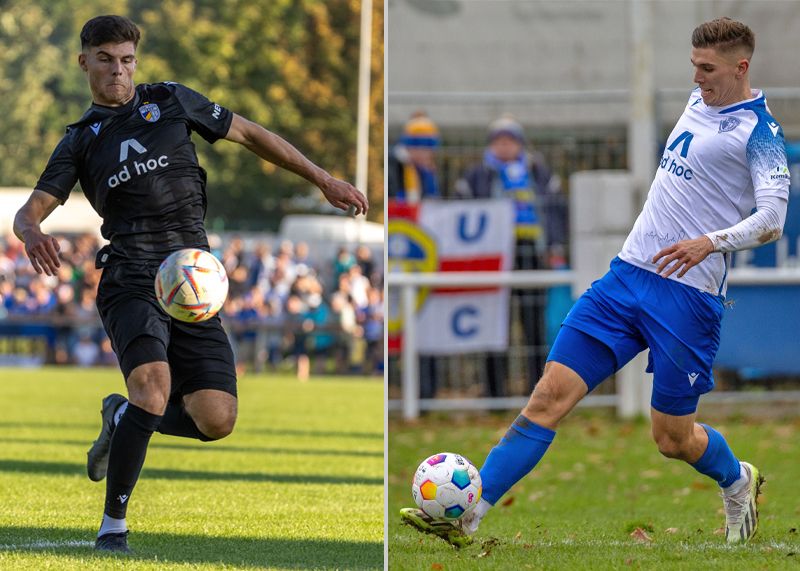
96,261,237,400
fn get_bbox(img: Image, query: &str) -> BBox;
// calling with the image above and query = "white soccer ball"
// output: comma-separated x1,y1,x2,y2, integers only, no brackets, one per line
155,248,228,323
412,452,482,521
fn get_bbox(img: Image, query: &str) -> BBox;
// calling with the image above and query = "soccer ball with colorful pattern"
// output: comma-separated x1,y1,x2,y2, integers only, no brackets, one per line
155,248,228,323
412,452,482,521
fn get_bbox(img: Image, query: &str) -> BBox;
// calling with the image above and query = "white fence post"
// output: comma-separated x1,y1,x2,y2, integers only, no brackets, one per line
401,284,420,420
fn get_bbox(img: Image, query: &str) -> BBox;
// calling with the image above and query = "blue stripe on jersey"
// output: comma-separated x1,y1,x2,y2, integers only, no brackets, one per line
718,253,729,297
719,94,766,114
745,105,787,182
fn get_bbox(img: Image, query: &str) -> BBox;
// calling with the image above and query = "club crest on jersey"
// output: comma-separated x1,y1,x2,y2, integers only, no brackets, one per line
139,103,161,123
718,117,741,133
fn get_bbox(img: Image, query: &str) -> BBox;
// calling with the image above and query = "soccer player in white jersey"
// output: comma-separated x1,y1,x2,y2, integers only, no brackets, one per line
402,17,789,547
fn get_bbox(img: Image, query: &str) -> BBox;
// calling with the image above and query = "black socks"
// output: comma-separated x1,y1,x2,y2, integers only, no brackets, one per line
104,403,162,519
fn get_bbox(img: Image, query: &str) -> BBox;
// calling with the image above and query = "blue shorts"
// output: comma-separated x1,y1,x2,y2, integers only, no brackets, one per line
548,258,724,415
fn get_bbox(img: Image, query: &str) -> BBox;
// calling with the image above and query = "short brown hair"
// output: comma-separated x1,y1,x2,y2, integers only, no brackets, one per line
692,17,754,57
80,15,141,50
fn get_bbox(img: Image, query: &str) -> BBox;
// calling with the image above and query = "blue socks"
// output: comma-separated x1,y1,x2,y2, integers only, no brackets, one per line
479,415,556,505
691,424,741,488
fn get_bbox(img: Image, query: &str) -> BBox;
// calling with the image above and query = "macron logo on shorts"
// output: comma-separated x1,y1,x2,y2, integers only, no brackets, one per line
688,372,699,386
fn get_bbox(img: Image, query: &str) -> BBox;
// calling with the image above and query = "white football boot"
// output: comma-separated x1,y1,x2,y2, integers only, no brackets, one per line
722,462,764,544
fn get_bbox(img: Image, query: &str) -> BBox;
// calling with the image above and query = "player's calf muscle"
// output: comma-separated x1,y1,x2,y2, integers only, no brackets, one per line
522,370,582,428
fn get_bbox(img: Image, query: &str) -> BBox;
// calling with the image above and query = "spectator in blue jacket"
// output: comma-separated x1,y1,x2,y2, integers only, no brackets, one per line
457,115,568,396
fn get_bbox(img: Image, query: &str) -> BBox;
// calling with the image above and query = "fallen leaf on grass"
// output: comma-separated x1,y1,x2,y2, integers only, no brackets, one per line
630,528,652,543
624,558,635,566
664,528,679,534
477,537,500,558
514,531,522,540
431,564,443,570
713,527,725,535
625,522,654,534
501,496,515,507
528,491,545,502
690,481,711,490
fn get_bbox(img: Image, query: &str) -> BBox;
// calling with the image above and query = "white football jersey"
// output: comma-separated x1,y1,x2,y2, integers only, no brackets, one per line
619,88,790,296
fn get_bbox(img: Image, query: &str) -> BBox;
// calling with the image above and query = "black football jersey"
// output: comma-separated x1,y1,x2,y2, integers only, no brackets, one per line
36,82,233,266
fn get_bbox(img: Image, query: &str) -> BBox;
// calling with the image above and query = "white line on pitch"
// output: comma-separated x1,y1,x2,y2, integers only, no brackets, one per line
0,540,94,550
533,539,797,551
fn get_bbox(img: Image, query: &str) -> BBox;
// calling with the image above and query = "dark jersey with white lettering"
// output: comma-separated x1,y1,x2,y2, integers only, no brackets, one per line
35,82,233,266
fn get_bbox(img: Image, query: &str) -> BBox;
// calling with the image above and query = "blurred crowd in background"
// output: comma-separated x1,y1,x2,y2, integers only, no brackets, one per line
0,232,383,378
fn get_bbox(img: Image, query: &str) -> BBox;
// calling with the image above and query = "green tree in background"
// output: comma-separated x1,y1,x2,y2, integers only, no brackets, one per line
0,0,383,229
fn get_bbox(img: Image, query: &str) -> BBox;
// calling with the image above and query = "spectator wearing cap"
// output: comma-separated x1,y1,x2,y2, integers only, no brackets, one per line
388,111,441,397
388,111,441,203
456,115,568,396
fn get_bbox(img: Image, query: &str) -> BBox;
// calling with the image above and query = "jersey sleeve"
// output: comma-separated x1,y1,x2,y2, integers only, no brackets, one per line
35,133,78,203
168,83,234,144
746,115,791,200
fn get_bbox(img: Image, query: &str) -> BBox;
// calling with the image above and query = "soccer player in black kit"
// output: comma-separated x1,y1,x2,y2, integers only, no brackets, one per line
13,15,368,553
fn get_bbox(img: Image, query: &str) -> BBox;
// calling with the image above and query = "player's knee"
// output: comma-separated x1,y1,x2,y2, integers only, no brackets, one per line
126,362,170,414
197,410,237,441
654,433,691,460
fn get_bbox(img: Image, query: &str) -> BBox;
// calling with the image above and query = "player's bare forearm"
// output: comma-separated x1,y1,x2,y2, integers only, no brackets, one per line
225,114,368,215
13,189,62,276
651,235,715,279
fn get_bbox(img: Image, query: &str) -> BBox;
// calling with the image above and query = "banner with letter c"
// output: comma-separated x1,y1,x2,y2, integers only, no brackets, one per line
388,199,515,355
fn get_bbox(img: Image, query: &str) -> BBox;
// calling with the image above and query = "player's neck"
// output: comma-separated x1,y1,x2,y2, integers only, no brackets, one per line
92,90,136,109
717,83,753,107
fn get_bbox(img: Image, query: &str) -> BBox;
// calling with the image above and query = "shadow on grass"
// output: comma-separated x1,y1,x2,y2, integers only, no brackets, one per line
0,437,382,458
0,422,382,440
239,427,383,440
0,459,381,485
0,525,383,569
0,421,96,430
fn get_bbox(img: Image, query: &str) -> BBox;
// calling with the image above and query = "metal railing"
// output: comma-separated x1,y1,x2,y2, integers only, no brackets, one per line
388,268,800,420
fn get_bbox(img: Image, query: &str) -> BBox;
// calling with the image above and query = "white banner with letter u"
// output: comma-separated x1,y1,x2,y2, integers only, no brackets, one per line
388,198,515,354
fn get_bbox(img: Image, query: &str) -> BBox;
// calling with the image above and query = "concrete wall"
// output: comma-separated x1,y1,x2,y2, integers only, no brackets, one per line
388,0,800,131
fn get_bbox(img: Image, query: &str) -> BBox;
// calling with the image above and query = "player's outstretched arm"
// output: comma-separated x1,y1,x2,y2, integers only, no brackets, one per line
224,113,368,216
13,189,63,276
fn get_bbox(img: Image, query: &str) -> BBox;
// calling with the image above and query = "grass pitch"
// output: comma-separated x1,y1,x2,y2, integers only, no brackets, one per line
0,367,383,570
389,411,800,570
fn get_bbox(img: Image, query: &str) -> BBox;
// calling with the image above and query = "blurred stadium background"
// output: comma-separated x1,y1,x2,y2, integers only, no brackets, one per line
0,0,385,379
387,0,800,419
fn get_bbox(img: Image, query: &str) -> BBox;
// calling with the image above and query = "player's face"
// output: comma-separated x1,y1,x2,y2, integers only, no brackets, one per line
691,47,748,107
79,42,137,107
